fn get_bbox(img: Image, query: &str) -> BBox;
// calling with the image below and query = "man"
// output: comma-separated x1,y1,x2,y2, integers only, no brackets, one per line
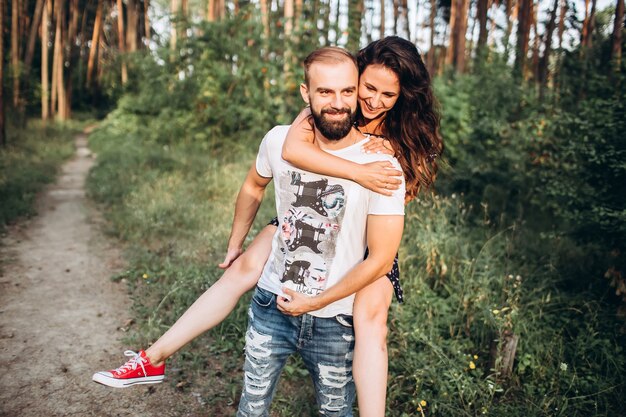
232,47,405,417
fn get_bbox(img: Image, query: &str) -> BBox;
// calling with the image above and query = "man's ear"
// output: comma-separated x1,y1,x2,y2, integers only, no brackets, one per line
300,83,310,105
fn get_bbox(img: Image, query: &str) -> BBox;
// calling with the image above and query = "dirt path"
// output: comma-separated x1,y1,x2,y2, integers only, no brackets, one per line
0,133,206,417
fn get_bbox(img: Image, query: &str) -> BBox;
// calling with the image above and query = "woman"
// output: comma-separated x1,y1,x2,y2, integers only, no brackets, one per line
93,36,442,417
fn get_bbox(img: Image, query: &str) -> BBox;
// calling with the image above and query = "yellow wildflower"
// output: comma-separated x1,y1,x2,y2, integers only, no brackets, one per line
420,400,427,407
469,361,476,370
142,273,149,279
492,309,500,315
473,354,478,360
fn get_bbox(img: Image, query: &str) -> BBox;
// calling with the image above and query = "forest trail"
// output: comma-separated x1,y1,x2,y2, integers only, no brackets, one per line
0,133,205,417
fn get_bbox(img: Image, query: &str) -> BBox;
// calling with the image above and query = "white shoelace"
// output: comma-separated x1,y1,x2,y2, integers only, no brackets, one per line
114,350,148,376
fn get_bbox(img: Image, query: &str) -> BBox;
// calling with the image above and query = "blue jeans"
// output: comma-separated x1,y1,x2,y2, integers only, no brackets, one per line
237,287,356,417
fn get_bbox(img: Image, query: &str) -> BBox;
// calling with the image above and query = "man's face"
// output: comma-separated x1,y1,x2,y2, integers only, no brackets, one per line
301,61,359,141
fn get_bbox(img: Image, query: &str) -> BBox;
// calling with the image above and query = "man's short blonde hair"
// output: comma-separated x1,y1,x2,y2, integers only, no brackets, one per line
303,47,358,86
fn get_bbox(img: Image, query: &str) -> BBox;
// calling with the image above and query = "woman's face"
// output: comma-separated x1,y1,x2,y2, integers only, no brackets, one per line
358,64,401,121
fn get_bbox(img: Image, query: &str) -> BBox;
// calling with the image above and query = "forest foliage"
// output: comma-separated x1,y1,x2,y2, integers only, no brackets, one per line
2,0,626,415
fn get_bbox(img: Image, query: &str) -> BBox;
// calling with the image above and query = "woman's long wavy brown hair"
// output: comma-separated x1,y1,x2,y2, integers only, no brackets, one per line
357,36,443,200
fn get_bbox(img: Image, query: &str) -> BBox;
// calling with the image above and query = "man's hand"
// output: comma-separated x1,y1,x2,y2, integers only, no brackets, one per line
276,287,320,316
218,247,243,269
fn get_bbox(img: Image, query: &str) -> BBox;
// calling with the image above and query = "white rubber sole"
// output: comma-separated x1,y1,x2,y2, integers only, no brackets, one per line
92,372,164,388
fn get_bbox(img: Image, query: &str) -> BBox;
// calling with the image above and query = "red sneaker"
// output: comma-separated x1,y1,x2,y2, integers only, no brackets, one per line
92,350,165,388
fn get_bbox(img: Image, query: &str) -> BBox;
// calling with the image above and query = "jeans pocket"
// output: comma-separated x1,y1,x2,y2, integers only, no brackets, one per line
252,286,275,308
335,314,354,328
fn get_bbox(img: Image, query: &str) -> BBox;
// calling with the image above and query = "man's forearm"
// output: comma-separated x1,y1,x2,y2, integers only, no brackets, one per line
309,256,395,310
227,169,270,250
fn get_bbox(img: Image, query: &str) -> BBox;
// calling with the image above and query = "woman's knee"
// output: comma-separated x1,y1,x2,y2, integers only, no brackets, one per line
230,226,275,278
354,305,389,343
228,251,265,283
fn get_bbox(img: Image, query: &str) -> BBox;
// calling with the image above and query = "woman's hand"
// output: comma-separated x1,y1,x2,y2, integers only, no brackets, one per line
362,136,394,155
354,161,403,196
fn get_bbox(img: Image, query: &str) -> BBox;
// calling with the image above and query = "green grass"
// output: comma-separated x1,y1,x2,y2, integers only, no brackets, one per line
0,120,85,229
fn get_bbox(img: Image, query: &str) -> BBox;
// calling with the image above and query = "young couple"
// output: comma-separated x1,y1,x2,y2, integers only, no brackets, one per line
93,37,442,416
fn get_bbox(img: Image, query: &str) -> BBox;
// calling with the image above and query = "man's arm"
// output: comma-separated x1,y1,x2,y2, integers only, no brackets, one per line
276,214,404,315
219,163,272,268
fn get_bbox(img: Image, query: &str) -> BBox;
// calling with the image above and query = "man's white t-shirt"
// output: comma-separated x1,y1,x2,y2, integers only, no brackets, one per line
256,125,405,318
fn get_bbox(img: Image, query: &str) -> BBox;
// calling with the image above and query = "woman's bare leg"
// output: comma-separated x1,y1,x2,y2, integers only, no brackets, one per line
144,225,276,366
352,276,394,417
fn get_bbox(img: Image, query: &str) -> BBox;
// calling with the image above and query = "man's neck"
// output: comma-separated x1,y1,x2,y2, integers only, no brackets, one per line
314,127,366,152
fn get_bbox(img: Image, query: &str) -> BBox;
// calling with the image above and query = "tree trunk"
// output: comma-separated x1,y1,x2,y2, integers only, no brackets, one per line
260,0,270,40
97,24,105,84
207,0,215,21
582,0,597,47
53,0,67,120
489,331,519,381
347,0,364,51
427,0,437,75
332,0,341,43
181,0,188,32
285,0,294,37
63,0,79,119
208,0,225,21
25,0,45,70
127,0,138,52
0,0,6,145
51,1,58,118
117,0,128,84
539,0,558,98
284,0,294,79
581,0,590,45
321,0,331,44
467,3,478,62
399,0,409,39
87,0,103,85
144,0,151,43
41,0,50,120
514,0,532,77
503,0,514,58
380,0,385,36
612,0,624,67
295,0,304,29
531,2,539,81
11,0,20,109
455,0,470,72
311,0,320,46
365,0,373,44
445,0,458,67
557,0,567,49
393,0,399,34
171,0,179,53
476,0,489,53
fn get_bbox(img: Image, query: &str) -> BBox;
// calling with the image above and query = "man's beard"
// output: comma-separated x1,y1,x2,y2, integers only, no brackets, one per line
310,106,356,141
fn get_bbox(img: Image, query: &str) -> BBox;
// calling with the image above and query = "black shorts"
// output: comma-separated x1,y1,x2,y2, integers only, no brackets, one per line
267,217,404,303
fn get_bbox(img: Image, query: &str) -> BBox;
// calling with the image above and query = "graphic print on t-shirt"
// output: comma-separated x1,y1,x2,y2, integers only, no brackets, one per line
276,171,346,296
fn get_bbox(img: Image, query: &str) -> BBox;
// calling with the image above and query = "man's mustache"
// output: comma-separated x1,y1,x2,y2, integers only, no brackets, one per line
321,107,351,115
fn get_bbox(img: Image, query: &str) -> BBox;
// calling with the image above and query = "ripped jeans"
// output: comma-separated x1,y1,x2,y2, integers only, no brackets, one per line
237,287,356,417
